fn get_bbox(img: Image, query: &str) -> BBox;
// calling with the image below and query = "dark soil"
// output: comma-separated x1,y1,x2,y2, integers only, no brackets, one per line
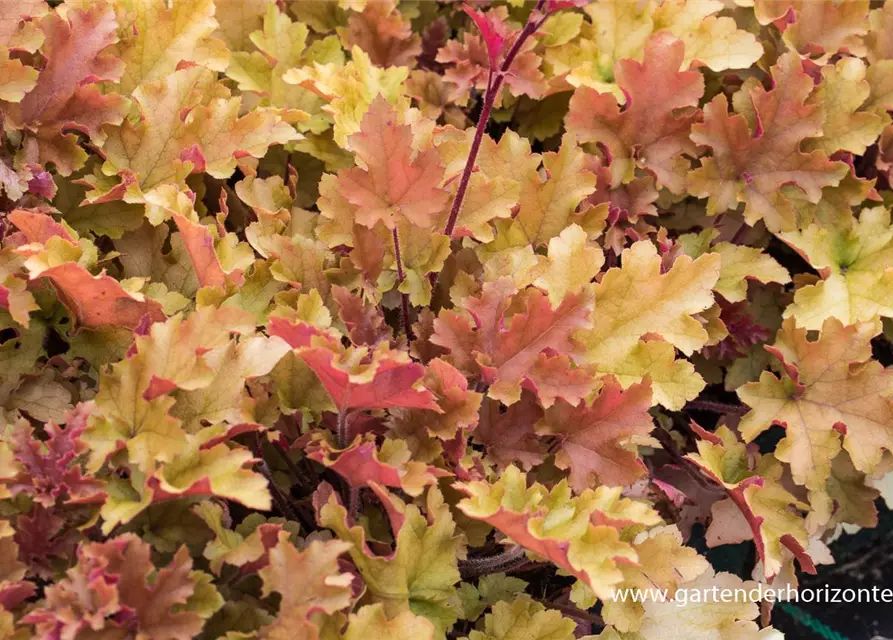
707,503,893,640
772,504,893,640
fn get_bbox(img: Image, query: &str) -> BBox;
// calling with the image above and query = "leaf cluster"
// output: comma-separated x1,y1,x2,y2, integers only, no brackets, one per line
1,1,893,639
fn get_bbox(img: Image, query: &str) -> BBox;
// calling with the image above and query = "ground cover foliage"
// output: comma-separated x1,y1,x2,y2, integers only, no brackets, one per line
1,0,893,638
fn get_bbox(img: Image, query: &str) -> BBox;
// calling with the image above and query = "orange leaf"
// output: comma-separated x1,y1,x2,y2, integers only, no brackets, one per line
566,33,704,194
341,0,421,68
688,53,848,231
8,4,126,175
172,214,245,288
338,96,448,229
432,280,593,406
537,379,655,492
39,264,164,330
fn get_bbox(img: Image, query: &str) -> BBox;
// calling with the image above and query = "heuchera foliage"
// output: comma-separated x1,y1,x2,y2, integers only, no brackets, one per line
1,0,893,638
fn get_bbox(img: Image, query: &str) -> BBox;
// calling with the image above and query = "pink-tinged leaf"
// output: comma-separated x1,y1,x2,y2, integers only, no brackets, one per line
566,33,704,194
257,536,354,639
688,53,849,231
342,0,422,68
337,96,448,229
13,507,77,581
269,314,441,413
8,4,126,175
0,581,35,612
419,357,483,438
432,280,593,406
299,345,441,413
332,285,391,346
23,535,212,640
3,404,105,507
26,167,56,199
8,209,72,245
305,433,449,497
14,4,122,123
172,214,245,288
546,0,588,11
537,379,656,492
32,263,165,330
474,392,547,469
349,223,387,288
426,309,478,371
437,6,545,99
462,4,505,69
520,352,598,409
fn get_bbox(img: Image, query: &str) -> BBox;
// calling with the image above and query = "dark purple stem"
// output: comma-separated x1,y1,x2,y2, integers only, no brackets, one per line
334,407,362,518
336,408,349,449
391,226,413,341
459,545,528,579
685,399,749,415
442,0,549,239
538,600,604,627
728,219,750,245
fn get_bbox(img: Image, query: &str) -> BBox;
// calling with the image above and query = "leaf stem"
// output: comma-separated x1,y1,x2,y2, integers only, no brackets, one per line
442,0,549,239
348,486,361,521
391,226,414,341
537,600,604,627
336,408,350,449
273,441,305,484
651,426,718,490
684,399,749,415
334,407,362,519
257,459,301,522
728,219,751,245
459,545,528,579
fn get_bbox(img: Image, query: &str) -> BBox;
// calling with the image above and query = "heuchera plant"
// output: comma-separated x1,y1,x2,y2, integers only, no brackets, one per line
1,0,892,638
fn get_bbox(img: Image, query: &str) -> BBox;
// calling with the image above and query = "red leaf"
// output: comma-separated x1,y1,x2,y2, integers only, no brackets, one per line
462,4,506,69
266,316,332,350
300,345,440,412
268,316,440,412
546,0,587,11
305,434,448,496
0,581,34,612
